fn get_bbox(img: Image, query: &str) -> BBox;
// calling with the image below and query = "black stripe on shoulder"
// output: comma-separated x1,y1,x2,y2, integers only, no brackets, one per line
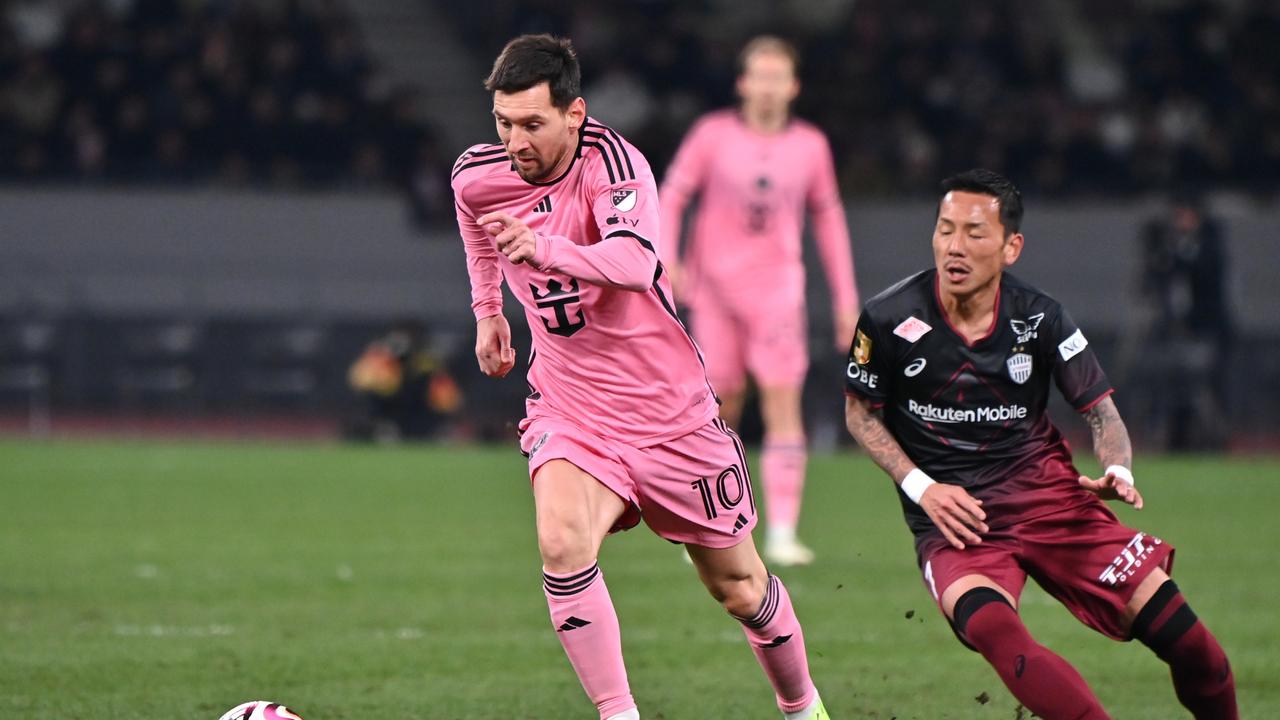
453,145,505,170
604,229,654,253
581,141,617,184
451,155,510,180
599,124,635,180
582,129,632,181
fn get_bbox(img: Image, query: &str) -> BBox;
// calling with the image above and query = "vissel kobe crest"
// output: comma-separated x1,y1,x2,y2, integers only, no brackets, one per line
1006,353,1033,384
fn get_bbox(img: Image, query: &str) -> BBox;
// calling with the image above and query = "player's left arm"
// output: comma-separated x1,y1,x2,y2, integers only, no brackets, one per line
477,173,659,292
1079,396,1143,509
1048,305,1144,509
807,134,860,349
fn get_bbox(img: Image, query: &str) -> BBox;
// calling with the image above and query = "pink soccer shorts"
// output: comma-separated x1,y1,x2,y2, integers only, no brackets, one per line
690,292,808,394
519,415,758,548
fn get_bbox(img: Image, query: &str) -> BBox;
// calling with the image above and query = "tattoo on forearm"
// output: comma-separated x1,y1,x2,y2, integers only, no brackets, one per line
1085,397,1132,470
845,398,916,482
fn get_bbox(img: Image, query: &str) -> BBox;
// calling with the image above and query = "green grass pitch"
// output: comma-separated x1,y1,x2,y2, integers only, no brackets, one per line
1,439,1275,718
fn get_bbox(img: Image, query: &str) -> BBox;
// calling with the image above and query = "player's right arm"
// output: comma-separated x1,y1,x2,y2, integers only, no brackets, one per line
454,189,516,378
658,116,715,296
844,395,988,549
843,311,987,549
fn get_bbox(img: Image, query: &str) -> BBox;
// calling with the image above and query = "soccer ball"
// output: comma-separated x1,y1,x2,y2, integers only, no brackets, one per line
218,701,303,720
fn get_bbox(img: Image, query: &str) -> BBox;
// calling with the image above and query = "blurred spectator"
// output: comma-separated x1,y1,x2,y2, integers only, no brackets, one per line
345,320,462,442
1138,190,1233,451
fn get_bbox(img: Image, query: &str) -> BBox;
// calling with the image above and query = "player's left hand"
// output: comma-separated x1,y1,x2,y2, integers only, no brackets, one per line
478,211,538,265
834,307,859,351
1078,471,1144,510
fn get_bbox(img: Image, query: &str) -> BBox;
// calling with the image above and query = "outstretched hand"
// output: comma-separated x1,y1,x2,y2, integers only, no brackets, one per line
919,483,989,550
1079,471,1144,510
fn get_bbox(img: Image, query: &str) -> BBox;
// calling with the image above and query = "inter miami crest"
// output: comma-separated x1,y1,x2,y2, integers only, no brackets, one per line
1006,353,1033,384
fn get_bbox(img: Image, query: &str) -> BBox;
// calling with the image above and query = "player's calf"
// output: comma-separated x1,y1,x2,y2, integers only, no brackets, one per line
1131,580,1237,719
953,587,1110,720
543,562,635,719
730,573,818,715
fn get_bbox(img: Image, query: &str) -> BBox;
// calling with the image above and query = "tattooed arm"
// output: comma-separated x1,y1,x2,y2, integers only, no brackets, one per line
845,394,988,548
843,394,915,482
1078,395,1144,509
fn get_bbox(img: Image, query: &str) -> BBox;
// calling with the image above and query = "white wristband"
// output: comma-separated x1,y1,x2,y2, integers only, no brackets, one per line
1105,465,1135,486
900,468,937,505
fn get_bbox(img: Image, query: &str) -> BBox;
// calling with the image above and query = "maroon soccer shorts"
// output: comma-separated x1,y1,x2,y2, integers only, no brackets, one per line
919,501,1176,640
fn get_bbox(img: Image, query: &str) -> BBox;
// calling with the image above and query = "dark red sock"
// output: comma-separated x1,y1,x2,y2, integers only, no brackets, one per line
1132,581,1237,720
956,588,1110,720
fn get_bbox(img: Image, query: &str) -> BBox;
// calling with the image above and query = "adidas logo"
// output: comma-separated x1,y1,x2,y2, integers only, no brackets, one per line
557,616,591,632
533,196,553,213
733,513,749,534
759,634,793,649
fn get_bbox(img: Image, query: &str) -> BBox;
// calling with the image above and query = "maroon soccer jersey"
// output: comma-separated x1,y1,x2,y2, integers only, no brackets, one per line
845,270,1113,549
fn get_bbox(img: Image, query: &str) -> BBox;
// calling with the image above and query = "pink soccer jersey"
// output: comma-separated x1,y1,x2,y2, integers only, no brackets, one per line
659,109,858,313
452,118,718,447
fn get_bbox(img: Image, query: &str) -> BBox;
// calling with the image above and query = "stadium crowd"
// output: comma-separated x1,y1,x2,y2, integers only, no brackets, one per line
3,0,1277,203
0,0,452,219
451,0,1280,197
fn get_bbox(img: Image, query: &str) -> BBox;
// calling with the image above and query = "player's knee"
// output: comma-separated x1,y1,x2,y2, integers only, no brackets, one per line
706,569,767,617
536,522,595,572
951,586,1016,650
1131,580,1197,657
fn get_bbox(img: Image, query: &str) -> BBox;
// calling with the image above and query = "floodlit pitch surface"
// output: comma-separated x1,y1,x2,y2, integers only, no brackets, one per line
1,439,1275,718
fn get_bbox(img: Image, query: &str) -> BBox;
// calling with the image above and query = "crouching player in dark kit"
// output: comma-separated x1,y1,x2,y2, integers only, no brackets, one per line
843,169,1237,719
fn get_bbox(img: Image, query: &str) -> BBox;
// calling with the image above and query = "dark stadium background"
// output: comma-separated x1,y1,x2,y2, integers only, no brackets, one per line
2,3,1279,719
10,0,1280,448
2,0,1277,450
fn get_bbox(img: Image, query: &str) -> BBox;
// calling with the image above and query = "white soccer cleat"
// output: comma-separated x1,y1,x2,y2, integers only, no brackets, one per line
605,709,640,720
764,537,815,567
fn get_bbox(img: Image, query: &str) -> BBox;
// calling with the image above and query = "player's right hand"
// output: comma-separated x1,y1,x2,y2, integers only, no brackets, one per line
475,314,516,378
666,261,687,301
919,484,988,550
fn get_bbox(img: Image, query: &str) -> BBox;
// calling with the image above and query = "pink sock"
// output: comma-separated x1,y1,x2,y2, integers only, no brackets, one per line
735,574,817,713
762,438,807,531
544,563,635,719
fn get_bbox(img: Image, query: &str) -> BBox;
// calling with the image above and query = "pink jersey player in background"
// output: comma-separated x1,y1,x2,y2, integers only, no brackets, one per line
660,36,860,566
453,35,831,720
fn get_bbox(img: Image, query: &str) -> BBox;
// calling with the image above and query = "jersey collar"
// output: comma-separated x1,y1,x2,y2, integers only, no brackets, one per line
932,270,1003,348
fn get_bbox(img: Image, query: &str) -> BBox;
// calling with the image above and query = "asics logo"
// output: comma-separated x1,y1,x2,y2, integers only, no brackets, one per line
904,358,927,377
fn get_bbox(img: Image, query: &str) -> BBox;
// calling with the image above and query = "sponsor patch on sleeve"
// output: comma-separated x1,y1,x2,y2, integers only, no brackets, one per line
892,316,932,343
610,188,637,212
853,329,872,364
1058,329,1088,361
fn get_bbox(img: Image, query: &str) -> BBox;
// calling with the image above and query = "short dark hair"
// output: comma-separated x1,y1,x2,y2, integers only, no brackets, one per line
940,169,1024,236
484,34,580,110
